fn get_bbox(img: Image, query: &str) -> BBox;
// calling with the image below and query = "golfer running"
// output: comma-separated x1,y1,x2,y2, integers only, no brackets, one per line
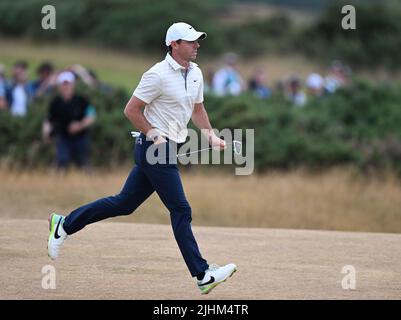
47,22,237,294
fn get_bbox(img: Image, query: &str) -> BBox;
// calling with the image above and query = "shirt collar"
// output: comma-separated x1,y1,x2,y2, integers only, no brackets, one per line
165,53,197,71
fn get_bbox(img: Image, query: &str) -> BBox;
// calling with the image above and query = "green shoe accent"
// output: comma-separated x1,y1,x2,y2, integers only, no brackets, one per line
47,213,62,258
201,282,219,295
199,268,237,295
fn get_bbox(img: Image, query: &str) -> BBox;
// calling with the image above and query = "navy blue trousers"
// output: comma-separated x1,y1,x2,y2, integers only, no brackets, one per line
63,133,209,277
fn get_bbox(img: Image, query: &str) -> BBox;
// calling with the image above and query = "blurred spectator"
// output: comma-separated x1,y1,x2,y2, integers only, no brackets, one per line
0,64,7,111
286,76,306,107
42,71,96,170
306,73,325,97
31,62,56,99
6,61,33,117
324,60,351,94
69,64,114,95
248,68,272,99
212,52,244,96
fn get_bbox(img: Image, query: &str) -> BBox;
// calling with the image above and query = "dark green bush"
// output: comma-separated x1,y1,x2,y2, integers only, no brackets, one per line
0,0,229,55
207,80,401,172
222,14,294,56
299,1,401,69
1,0,400,69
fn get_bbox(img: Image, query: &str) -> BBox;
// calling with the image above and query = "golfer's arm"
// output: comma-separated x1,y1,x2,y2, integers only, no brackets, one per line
124,95,154,135
191,102,214,138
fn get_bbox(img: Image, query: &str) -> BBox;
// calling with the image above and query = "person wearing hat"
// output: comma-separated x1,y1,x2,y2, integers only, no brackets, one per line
47,22,237,295
42,71,96,170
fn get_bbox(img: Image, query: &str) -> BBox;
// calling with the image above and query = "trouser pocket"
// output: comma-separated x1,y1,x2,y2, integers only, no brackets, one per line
134,134,146,165
134,133,182,166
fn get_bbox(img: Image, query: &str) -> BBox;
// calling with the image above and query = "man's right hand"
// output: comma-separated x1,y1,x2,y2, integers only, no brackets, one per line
147,128,167,144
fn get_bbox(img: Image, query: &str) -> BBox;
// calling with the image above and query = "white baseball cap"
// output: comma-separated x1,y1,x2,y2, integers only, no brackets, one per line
57,71,75,84
165,22,207,46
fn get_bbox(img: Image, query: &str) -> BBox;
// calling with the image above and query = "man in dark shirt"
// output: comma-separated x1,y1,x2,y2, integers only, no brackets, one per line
42,71,96,170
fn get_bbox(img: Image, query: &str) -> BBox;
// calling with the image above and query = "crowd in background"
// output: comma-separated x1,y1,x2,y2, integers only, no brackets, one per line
0,54,351,170
204,53,351,107
0,61,112,117
0,61,105,171
0,54,351,118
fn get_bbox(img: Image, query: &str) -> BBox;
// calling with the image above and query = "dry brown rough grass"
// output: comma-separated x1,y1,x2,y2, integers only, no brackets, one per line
1,168,401,233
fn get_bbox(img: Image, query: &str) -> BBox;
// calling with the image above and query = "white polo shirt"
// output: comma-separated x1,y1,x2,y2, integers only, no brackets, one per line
133,53,204,143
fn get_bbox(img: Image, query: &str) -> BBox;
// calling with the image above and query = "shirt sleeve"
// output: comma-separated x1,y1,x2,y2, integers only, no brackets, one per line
195,72,204,104
133,70,162,104
81,97,96,118
85,105,96,118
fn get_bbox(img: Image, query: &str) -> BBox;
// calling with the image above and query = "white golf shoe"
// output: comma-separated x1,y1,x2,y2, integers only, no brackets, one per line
197,263,237,294
47,213,68,260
